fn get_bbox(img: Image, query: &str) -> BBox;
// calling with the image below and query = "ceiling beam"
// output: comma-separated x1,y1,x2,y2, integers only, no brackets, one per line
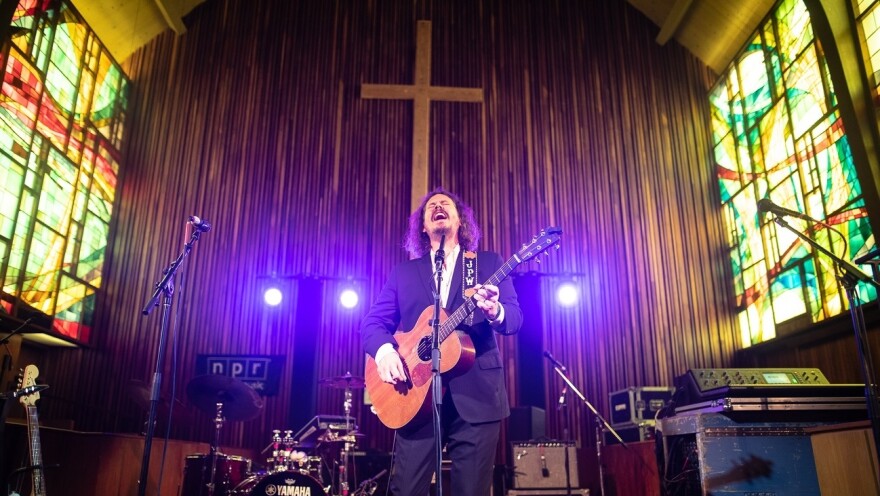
656,0,693,45
154,0,187,34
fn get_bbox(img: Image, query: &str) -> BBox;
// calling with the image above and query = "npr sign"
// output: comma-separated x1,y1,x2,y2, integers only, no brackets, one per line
196,354,285,396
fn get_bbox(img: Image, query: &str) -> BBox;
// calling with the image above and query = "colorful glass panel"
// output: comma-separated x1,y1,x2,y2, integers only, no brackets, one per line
856,0,880,97
0,0,128,343
713,0,877,347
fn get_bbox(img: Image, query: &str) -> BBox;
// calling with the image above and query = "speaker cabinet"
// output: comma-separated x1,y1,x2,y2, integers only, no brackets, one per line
510,442,579,489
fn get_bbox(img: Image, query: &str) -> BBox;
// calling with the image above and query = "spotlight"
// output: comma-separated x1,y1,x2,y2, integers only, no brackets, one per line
556,282,578,307
339,288,359,309
264,287,283,306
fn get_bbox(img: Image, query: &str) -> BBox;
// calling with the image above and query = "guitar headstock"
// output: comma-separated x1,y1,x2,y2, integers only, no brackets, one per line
516,227,563,263
19,364,40,407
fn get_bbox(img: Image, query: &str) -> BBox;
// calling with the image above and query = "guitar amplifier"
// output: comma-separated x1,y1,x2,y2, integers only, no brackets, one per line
511,442,579,489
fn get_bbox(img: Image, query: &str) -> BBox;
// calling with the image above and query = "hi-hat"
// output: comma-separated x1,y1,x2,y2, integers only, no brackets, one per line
318,372,365,389
186,374,263,421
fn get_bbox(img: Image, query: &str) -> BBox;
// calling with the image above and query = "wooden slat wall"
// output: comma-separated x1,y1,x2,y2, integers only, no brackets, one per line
31,0,742,480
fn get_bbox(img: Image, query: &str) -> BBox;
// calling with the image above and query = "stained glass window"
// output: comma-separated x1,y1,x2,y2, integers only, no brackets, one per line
855,0,880,98
0,0,129,343
712,0,877,347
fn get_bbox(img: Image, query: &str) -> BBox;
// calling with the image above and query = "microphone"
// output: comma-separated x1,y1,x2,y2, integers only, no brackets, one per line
543,350,567,372
435,234,446,265
557,386,568,409
756,199,814,221
189,215,212,232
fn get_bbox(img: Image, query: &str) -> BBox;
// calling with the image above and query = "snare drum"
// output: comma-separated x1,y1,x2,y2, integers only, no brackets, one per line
231,471,326,496
181,453,250,496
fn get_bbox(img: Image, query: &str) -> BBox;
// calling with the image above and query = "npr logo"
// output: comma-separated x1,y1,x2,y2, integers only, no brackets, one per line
197,354,284,396
207,357,270,380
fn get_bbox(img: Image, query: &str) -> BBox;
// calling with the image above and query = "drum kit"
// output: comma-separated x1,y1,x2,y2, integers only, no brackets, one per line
178,372,373,496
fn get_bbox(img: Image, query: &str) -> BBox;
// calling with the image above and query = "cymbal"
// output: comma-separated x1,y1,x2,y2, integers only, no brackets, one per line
127,380,192,422
318,372,365,389
186,374,263,421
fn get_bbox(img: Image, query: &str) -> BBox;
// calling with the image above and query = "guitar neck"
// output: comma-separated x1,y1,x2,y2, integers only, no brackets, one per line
26,405,46,496
439,255,521,340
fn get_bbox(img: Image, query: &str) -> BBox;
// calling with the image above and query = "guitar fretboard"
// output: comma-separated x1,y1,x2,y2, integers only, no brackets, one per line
27,405,45,496
438,255,521,340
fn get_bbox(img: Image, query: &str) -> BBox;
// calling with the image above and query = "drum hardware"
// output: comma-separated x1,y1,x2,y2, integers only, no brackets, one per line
181,454,250,496
184,375,263,496
354,468,388,496
318,372,365,496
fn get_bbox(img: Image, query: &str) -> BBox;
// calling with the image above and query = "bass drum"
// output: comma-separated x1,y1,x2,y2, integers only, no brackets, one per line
231,471,326,496
181,453,250,496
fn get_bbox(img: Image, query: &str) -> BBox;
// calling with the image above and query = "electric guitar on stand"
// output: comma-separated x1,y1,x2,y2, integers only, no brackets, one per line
18,364,47,496
364,227,563,429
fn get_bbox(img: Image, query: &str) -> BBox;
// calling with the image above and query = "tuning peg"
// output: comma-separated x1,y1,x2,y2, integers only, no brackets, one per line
535,258,542,264
555,245,561,250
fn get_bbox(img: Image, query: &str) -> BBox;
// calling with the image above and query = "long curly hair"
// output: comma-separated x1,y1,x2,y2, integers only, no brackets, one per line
403,187,481,258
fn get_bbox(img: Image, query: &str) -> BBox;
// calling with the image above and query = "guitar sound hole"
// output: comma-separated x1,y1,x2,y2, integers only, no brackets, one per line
417,336,433,361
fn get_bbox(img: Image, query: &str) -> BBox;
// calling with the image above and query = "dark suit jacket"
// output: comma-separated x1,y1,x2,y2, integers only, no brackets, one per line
361,250,523,424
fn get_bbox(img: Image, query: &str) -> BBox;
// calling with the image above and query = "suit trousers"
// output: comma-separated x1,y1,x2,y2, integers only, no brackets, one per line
389,390,501,496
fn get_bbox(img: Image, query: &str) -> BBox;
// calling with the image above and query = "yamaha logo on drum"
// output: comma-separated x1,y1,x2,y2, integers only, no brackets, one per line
263,479,315,496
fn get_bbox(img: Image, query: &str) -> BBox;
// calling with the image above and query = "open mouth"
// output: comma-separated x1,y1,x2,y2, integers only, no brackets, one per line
432,210,448,221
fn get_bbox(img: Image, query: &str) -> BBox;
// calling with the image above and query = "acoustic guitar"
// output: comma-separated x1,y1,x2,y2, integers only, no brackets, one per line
365,227,562,429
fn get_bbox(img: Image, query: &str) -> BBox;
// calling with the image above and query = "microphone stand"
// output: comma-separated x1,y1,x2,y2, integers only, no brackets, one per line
546,356,628,496
136,227,205,496
430,234,446,496
557,387,573,496
771,214,880,469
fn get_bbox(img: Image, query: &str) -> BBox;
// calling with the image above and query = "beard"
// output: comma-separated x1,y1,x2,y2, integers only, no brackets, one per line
429,225,452,238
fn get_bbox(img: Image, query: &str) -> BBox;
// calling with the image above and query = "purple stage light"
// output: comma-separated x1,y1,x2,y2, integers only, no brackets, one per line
264,286,283,306
339,288,359,309
556,282,578,307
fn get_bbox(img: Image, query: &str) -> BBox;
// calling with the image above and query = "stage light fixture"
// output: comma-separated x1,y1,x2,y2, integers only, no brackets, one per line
556,282,579,307
339,288,359,309
263,287,283,306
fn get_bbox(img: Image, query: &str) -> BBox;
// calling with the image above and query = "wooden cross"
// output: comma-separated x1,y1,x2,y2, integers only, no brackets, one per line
361,20,484,211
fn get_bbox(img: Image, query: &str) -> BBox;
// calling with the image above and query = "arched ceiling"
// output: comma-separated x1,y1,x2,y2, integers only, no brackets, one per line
71,0,774,73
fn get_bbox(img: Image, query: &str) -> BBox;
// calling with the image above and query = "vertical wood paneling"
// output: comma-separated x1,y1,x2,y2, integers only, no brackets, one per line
31,0,752,486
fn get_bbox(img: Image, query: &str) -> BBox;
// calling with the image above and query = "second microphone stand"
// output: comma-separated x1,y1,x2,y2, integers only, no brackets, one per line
771,214,880,470
546,357,627,496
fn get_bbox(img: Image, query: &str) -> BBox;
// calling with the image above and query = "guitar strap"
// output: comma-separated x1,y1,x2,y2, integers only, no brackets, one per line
462,251,478,325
